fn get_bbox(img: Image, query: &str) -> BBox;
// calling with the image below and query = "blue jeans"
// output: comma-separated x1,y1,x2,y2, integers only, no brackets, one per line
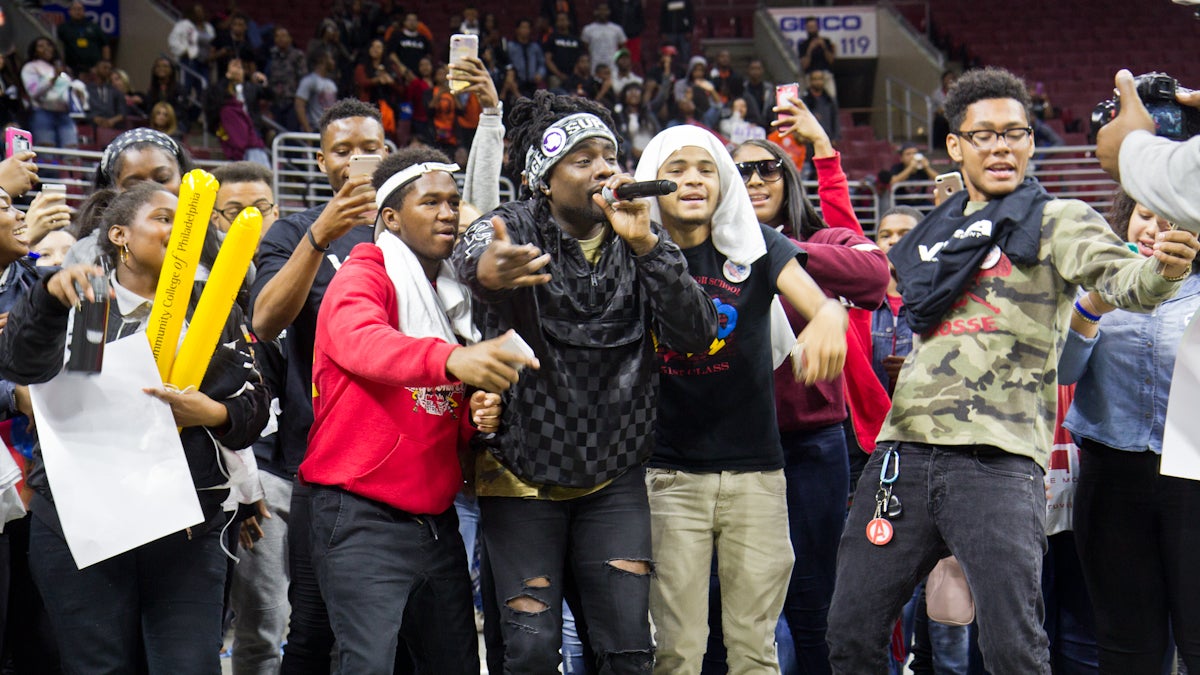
29,496,226,674
309,486,479,674
480,467,653,674
905,581,971,674
782,424,848,675
29,108,77,148
827,442,1051,674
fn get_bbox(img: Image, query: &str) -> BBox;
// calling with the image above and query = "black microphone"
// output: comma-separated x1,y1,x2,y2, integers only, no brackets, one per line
602,180,678,204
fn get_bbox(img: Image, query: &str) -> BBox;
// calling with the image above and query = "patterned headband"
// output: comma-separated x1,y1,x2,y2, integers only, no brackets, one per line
99,128,182,183
522,113,618,191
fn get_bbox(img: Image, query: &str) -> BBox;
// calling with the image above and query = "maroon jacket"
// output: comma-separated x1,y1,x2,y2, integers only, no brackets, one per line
774,152,890,433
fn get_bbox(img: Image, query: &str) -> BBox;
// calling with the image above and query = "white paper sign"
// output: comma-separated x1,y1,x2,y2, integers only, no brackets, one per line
30,335,203,568
1162,307,1200,480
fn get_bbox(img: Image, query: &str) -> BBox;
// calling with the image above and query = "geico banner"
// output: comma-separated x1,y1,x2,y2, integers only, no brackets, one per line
769,7,878,60
45,0,121,37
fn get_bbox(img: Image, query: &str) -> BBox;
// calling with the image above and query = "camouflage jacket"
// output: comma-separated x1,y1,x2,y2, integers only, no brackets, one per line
879,198,1181,469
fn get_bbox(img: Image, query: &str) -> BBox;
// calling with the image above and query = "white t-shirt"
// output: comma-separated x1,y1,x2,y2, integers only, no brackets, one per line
580,22,626,73
295,73,338,130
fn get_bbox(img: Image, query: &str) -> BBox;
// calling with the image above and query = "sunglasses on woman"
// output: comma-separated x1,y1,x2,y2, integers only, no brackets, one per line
736,159,785,183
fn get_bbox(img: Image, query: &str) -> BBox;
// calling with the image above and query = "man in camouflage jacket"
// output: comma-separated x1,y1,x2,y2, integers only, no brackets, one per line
826,67,1199,674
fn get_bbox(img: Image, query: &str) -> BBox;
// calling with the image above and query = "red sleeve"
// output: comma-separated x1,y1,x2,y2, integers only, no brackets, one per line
813,151,862,235
354,64,372,100
219,104,254,157
316,252,460,388
796,228,889,310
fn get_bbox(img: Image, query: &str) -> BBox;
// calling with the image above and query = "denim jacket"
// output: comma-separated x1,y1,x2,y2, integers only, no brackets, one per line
1060,274,1200,454
870,299,913,390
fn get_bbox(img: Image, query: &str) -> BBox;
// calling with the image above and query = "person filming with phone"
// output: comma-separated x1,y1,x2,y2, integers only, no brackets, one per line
881,142,939,209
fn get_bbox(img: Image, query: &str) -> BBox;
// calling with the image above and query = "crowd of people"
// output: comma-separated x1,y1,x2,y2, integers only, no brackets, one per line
0,0,805,172
0,3,1194,675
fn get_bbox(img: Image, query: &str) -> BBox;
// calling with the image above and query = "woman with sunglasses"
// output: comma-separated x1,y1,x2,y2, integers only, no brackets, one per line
727,96,891,674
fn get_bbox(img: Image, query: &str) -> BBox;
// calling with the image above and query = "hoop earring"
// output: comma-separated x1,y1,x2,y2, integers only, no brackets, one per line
120,244,130,265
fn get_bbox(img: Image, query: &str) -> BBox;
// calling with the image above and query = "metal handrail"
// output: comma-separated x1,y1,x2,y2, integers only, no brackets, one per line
881,145,1118,217
884,77,935,152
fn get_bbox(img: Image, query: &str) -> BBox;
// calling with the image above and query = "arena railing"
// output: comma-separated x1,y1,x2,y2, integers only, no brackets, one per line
30,142,1104,229
883,144,1118,219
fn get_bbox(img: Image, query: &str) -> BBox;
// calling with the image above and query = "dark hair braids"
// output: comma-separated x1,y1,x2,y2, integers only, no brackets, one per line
505,91,618,197
943,67,1033,133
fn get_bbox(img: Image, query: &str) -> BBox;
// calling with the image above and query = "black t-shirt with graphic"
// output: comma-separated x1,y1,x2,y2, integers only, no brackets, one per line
652,224,802,472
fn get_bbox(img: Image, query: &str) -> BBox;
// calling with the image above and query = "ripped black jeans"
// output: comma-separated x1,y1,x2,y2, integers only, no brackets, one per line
480,466,654,674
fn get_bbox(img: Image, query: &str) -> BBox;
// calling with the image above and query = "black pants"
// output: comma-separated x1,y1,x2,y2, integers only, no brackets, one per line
280,479,334,674
29,498,226,675
309,486,478,674
480,467,653,674
1074,440,1200,673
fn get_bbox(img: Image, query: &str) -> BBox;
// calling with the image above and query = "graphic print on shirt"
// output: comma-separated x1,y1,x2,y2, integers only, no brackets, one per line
406,383,464,418
935,249,1013,337
659,276,740,376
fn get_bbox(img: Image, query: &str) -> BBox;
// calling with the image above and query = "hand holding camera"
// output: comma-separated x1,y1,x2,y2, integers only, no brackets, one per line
1095,70,1200,181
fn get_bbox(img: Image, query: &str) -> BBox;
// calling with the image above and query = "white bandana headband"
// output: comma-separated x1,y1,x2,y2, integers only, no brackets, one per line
523,112,619,191
374,162,460,240
375,162,461,210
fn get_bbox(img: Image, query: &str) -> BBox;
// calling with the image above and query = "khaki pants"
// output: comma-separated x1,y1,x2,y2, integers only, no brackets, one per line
647,469,794,675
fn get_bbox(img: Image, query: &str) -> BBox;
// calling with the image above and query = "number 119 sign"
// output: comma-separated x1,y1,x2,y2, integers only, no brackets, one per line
769,7,879,60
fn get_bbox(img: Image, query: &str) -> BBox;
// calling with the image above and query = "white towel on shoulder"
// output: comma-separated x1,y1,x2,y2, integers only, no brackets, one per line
376,231,480,345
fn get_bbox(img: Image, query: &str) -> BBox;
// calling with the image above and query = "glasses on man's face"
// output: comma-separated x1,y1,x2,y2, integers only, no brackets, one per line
952,127,1034,150
217,201,275,222
735,159,785,183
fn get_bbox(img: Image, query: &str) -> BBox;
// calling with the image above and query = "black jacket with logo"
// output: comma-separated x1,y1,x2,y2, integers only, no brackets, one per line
453,197,717,488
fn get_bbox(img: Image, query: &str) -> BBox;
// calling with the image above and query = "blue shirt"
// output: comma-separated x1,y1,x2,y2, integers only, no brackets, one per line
1060,275,1200,454
870,296,912,390
506,40,546,84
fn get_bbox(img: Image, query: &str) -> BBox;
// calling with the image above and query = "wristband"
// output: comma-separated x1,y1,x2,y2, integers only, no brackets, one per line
1073,299,1101,323
307,228,330,253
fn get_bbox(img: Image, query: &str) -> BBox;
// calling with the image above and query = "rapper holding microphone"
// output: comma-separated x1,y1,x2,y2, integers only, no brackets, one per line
452,91,717,673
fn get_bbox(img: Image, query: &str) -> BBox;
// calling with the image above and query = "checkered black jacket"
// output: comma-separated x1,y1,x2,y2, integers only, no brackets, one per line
453,198,717,488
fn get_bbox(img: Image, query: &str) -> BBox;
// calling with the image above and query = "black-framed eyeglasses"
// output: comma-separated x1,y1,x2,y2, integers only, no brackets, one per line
736,159,785,183
217,201,275,222
951,127,1033,150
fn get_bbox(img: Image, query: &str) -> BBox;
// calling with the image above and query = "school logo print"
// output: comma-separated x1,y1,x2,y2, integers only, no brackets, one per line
708,298,738,355
407,384,462,418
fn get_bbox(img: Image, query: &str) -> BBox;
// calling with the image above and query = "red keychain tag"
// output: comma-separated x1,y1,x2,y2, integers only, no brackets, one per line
866,517,894,546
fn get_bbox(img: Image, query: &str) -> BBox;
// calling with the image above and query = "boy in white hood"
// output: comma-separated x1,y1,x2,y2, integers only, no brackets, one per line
635,125,848,674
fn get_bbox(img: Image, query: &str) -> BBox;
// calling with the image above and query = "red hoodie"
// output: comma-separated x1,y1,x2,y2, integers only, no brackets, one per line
301,243,473,515
773,152,892,451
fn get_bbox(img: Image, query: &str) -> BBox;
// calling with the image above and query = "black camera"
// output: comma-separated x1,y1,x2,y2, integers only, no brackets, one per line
1091,72,1200,141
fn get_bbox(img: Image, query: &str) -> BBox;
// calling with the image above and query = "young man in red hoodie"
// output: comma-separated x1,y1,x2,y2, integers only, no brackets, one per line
300,147,535,673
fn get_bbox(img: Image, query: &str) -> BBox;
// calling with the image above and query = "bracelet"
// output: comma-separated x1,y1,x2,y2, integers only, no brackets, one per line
1162,268,1191,282
1073,300,1101,324
307,228,330,253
